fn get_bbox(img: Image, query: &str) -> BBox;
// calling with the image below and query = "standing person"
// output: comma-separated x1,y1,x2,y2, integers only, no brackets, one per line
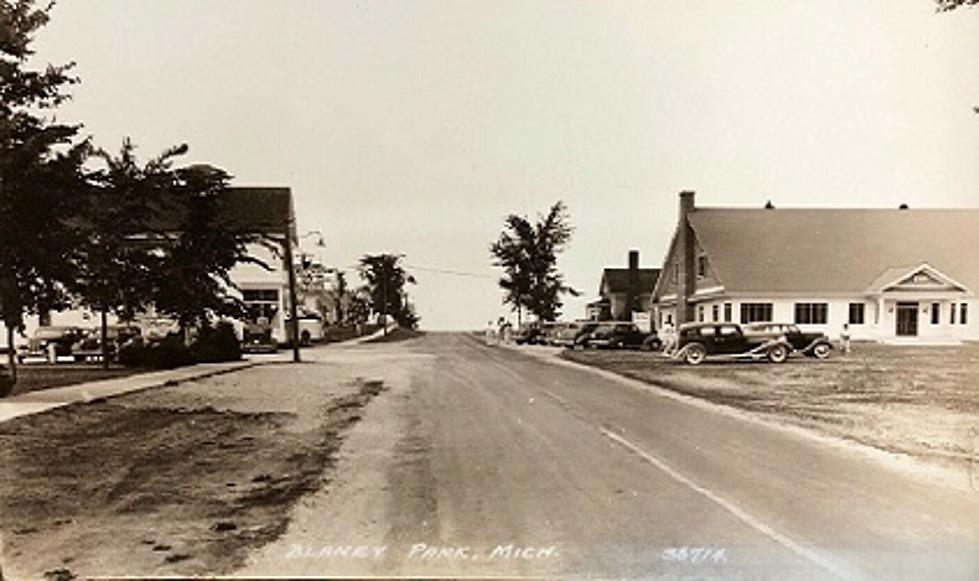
485,320,495,345
661,321,677,355
840,323,852,355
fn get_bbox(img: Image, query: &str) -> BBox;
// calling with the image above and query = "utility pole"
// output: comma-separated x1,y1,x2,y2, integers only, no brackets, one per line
283,217,301,363
381,266,388,336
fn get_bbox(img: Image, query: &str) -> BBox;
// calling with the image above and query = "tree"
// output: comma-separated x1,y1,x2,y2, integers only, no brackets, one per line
935,0,978,10
148,163,266,340
1,0,89,382
490,201,578,324
357,253,417,333
73,138,187,367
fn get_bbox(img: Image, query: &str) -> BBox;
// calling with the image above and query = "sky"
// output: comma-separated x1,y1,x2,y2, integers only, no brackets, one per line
31,0,979,330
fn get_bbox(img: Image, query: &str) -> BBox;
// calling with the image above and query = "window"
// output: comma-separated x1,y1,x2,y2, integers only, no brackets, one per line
698,326,716,336
719,325,739,336
673,262,679,283
931,303,940,325
698,305,705,322
697,255,708,278
723,302,732,322
242,289,279,302
712,305,719,322
849,303,865,325
951,303,957,325
740,303,773,324
961,303,969,326
795,303,828,325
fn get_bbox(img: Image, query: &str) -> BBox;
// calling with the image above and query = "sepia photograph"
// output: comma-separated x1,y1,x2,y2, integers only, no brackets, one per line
1,1,978,579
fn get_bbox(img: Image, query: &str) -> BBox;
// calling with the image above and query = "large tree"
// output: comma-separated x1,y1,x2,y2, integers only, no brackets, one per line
358,253,418,332
1,0,89,381
73,138,187,367
490,201,578,324
148,164,266,339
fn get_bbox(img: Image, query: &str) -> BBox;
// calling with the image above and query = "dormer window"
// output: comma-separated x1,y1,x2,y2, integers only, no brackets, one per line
697,255,708,278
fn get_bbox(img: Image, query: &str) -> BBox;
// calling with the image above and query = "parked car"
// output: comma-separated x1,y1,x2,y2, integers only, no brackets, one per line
742,323,833,359
673,322,791,365
241,323,278,354
72,325,142,362
552,322,599,348
575,322,661,351
513,324,547,345
287,312,325,346
19,326,86,362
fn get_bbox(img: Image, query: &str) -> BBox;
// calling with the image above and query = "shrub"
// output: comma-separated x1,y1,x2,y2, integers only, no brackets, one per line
0,367,13,398
118,333,194,369
191,322,242,363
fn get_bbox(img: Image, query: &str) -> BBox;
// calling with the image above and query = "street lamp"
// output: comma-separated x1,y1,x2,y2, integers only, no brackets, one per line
284,229,327,363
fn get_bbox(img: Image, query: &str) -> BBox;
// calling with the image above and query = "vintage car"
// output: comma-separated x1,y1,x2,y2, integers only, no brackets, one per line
513,323,547,345
742,322,833,359
19,326,86,362
241,322,278,354
553,321,599,348
575,322,661,351
673,322,792,365
72,325,142,362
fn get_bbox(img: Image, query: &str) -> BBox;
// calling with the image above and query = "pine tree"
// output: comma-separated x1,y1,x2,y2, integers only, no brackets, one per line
1,1,89,383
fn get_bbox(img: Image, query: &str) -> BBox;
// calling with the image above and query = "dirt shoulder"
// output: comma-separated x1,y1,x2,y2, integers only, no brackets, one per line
561,343,979,474
0,361,387,580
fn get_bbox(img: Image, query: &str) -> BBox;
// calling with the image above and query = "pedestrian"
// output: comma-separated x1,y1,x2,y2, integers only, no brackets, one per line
661,321,676,355
840,323,851,355
485,320,495,345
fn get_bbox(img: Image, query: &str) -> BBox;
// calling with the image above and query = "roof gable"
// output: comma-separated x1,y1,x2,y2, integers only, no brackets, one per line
687,208,979,295
600,268,660,295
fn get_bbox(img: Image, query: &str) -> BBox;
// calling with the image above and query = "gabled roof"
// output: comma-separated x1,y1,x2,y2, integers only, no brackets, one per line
864,263,969,294
600,268,660,295
686,208,979,294
146,186,294,239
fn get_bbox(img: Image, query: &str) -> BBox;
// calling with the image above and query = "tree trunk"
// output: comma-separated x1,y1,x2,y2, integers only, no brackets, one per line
100,308,109,370
6,325,17,385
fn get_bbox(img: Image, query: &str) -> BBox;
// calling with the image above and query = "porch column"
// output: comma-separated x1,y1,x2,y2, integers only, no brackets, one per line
876,296,885,339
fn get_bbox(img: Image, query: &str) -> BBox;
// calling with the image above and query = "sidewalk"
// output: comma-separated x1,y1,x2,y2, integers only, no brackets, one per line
0,361,254,424
0,326,397,424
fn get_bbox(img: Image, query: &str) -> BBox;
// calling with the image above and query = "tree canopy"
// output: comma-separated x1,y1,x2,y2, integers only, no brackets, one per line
358,254,419,330
490,201,578,324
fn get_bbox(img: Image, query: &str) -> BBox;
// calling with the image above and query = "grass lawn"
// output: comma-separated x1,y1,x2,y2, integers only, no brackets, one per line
5,364,146,397
562,343,979,470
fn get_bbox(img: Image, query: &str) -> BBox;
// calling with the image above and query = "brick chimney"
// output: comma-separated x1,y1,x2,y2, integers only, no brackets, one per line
624,249,640,320
676,190,696,324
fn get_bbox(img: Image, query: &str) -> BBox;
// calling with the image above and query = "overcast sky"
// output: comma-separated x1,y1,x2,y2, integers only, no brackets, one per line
33,0,979,329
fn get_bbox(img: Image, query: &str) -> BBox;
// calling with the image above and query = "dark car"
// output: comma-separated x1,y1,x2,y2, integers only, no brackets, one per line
72,325,142,362
513,324,546,345
742,323,832,359
241,323,278,354
576,322,661,351
20,326,86,362
674,322,790,365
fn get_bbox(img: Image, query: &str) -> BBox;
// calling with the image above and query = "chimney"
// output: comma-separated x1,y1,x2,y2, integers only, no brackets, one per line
624,249,640,320
676,190,696,324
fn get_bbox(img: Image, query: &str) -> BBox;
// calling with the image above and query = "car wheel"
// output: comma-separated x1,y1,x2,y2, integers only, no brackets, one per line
684,343,707,365
768,344,788,363
812,343,831,359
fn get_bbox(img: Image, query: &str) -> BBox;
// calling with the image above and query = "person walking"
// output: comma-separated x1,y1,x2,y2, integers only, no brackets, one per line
840,323,852,355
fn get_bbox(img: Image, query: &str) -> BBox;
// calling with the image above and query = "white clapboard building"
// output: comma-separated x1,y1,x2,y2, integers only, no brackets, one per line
652,191,978,344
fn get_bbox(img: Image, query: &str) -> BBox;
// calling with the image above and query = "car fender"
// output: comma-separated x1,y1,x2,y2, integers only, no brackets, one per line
800,337,832,355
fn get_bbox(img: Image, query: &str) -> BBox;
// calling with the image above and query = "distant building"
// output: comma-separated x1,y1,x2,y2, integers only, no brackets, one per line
2,186,298,345
652,191,979,343
589,250,660,322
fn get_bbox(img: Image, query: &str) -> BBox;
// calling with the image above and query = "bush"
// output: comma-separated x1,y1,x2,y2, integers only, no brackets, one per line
191,322,242,363
118,333,194,369
0,367,13,398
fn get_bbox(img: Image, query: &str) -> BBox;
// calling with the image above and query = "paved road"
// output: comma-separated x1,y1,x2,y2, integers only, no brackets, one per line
242,333,979,579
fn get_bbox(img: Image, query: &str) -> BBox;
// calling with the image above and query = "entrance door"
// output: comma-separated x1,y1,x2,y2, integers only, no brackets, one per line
896,302,919,337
